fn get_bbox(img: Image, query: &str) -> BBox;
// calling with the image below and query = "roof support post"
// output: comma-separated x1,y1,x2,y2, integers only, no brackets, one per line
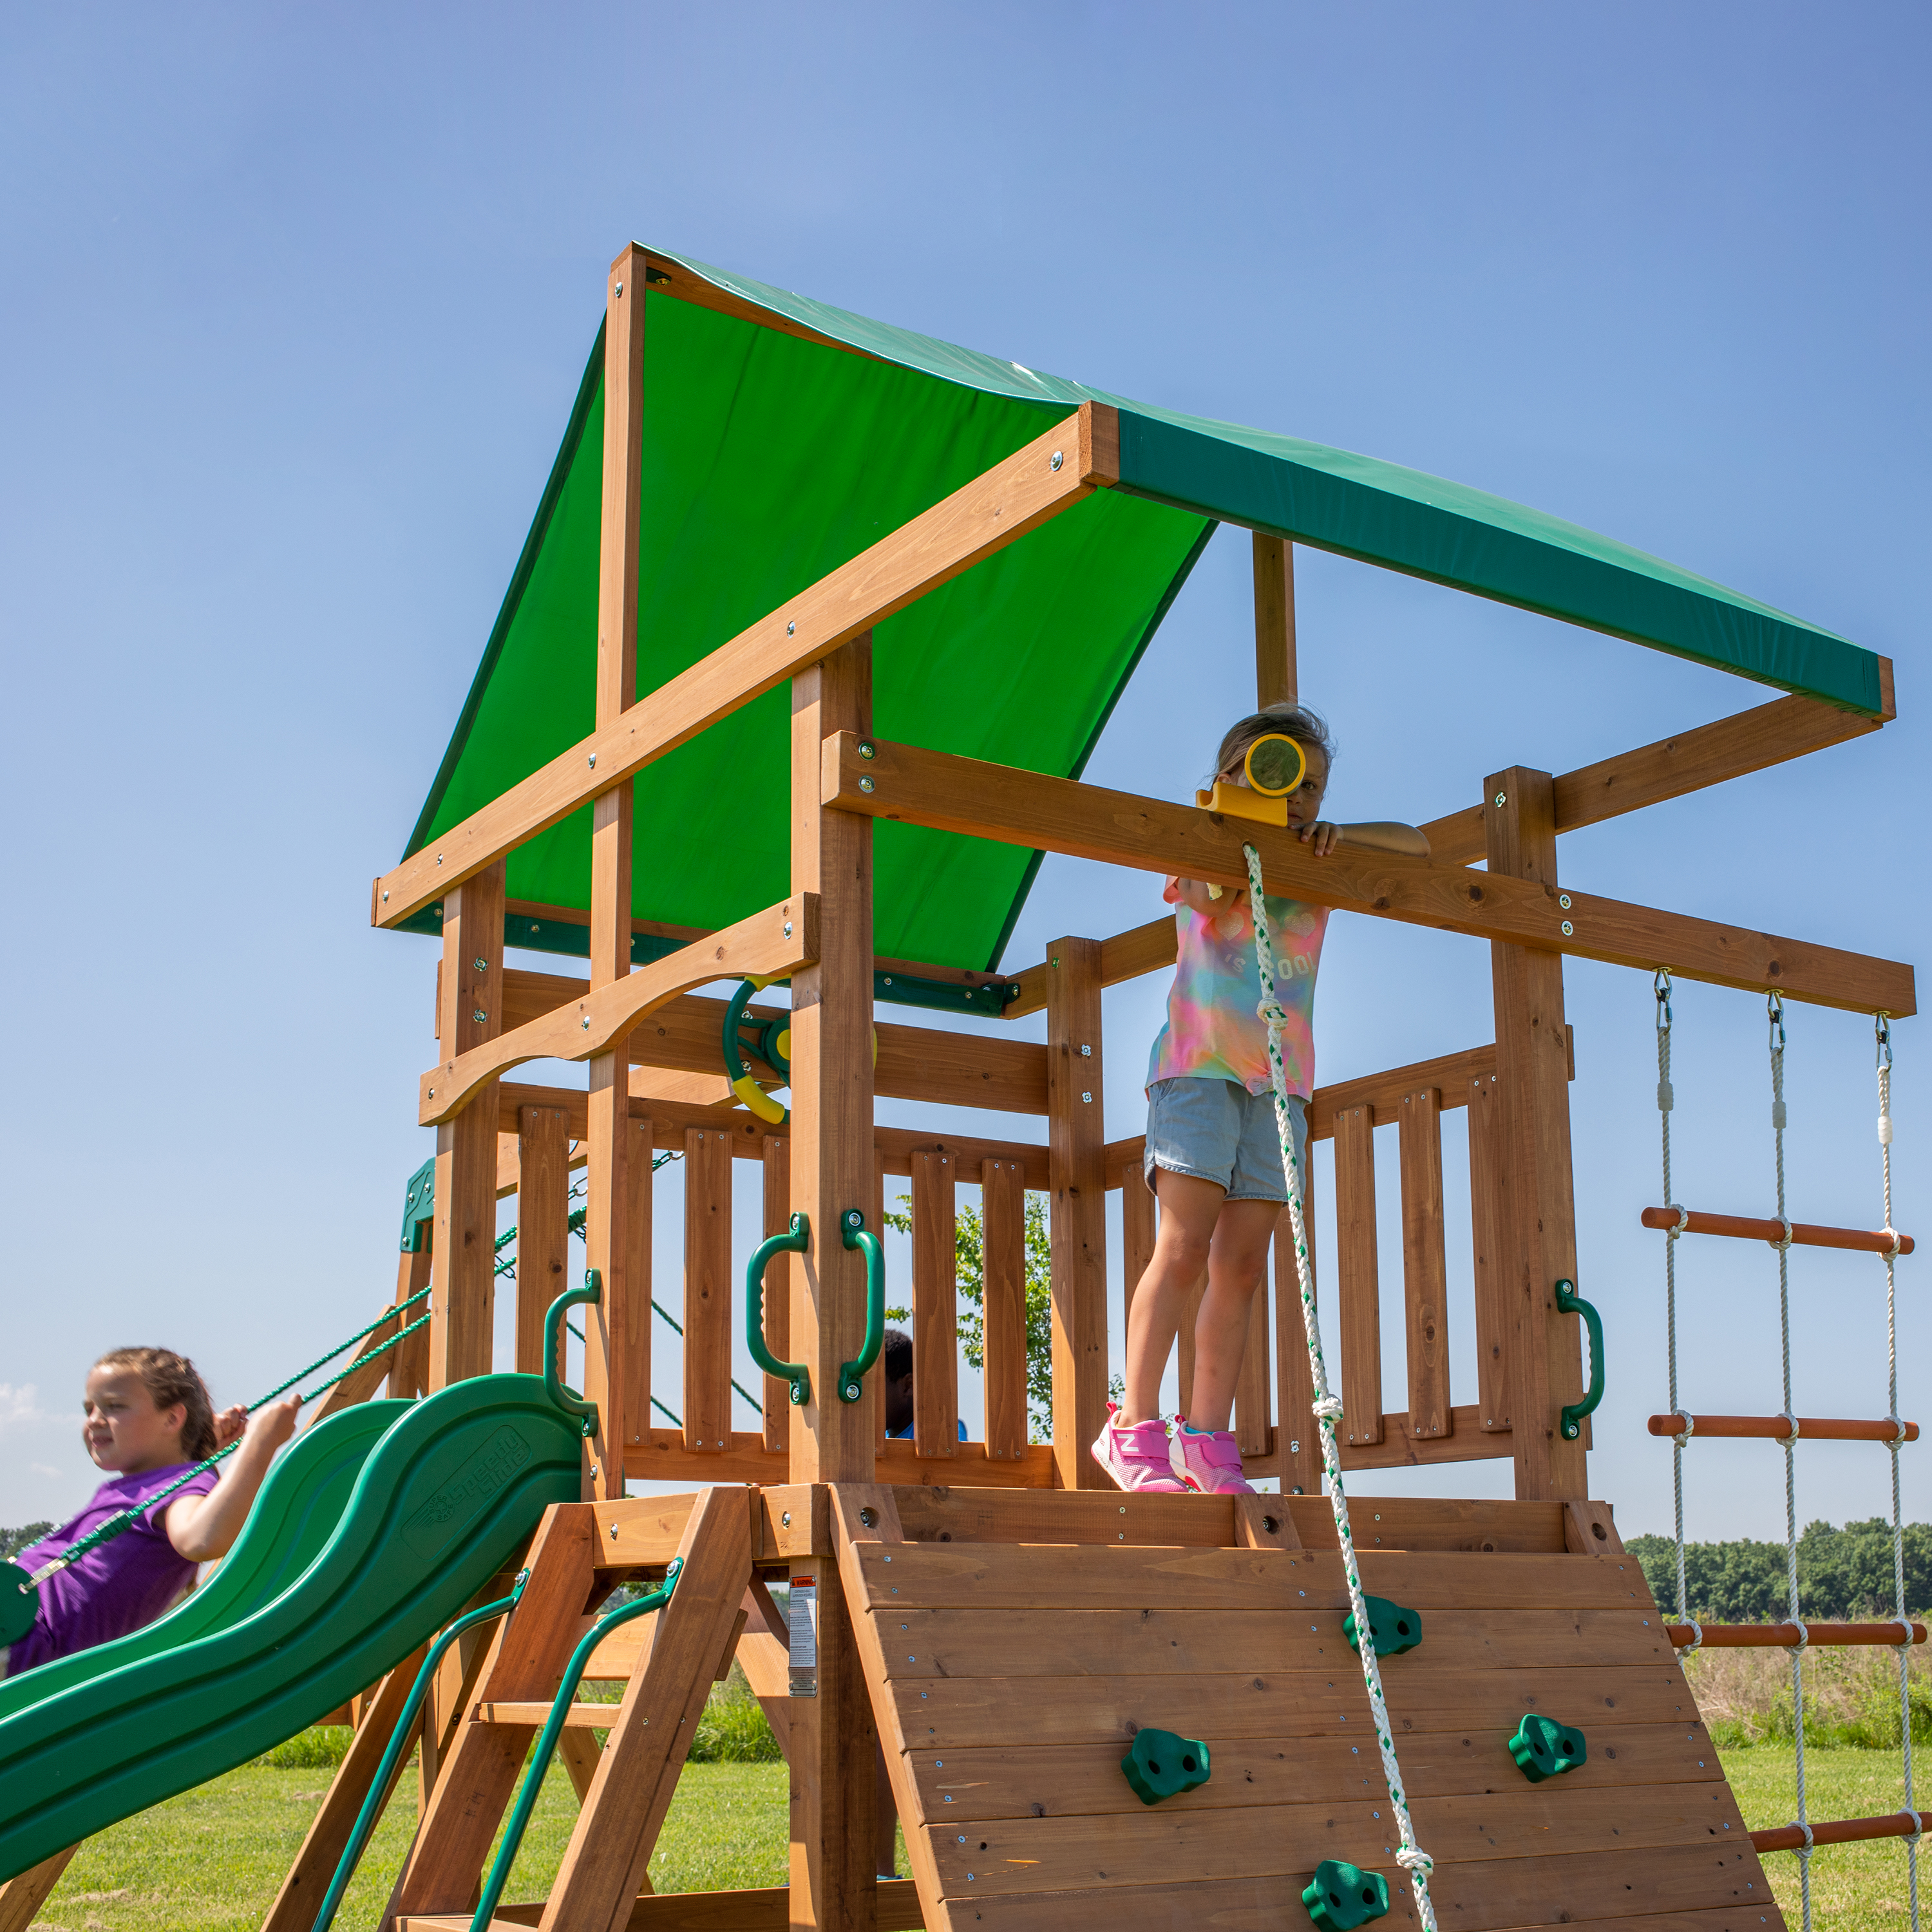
429,859,504,1389
1253,533,1297,708
1485,767,1590,1502
582,243,648,1502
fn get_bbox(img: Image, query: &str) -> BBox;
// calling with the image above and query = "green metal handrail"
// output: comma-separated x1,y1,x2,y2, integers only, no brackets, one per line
545,1274,603,1438
469,1558,684,1932
745,1213,812,1406
838,1209,887,1403
309,1570,529,1932
1555,1278,1605,1441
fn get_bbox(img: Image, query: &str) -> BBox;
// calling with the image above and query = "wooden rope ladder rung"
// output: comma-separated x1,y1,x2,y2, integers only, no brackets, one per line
1641,1206,1914,1255
1754,1810,1926,1854
1649,1412,1920,1443
1667,1620,1928,1649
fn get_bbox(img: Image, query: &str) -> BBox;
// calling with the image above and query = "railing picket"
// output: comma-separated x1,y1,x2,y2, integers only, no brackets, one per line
981,1158,1028,1460
1468,1071,1510,1433
1399,1086,1452,1439
911,1151,960,1458
1334,1103,1384,1446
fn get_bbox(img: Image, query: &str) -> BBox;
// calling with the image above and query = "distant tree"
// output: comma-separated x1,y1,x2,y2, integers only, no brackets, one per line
0,1523,52,1564
1629,1521,1931,1621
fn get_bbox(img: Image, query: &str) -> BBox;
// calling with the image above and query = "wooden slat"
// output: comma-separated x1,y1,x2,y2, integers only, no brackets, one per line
1639,1205,1913,1256
621,1434,1058,1490
1332,1104,1383,1446
911,1151,960,1459
878,1662,1697,1752
681,1126,732,1455
474,1702,623,1727
980,1158,1028,1463
903,1721,1720,1824
869,1604,1681,1680
420,903,816,1127
538,1485,753,1932
954,1840,1777,1931
1252,533,1296,707
1422,682,1896,866
1399,1087,1451,1441
373,408,1113,928
516,1105,571,1377
1273,1156,1321,1496
759,1138,790,1455
1046,938,1108,1487
913,1782,1750,1899
430,859,505,1388
1339,1406,1510,1472
1467,1071,1510,1432
822,734,1917,1017
848,1544,1657,1613
1309,1045,1495,1140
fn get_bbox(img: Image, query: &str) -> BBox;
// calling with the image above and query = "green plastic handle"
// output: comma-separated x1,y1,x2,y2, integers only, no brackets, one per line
1555,1278,1604,1441
470,1558,683,1932
545,1274,603,1438
838,1210,887,1403
746,1213,812,1407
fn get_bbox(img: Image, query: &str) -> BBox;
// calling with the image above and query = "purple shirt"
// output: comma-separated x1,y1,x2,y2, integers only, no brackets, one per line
6,1463,219,1676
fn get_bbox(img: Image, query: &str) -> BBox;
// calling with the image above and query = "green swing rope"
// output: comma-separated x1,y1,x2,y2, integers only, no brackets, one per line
1244,841,1439,1932
20,1293,434,1591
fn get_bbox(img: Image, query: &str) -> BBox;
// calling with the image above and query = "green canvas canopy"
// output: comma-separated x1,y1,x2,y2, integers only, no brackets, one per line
400,245,1886,990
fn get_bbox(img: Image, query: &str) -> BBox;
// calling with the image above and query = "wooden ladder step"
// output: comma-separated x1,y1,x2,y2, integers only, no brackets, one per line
397,1877,929,1929
1668,1618,1926,1648
1649,1411,1917,1442
1642,1204,1912,1255
1754,1808,1927,1853
472,1700,620,1728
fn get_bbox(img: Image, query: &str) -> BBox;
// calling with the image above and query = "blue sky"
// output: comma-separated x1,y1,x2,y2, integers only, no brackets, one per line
1,3,1924,1544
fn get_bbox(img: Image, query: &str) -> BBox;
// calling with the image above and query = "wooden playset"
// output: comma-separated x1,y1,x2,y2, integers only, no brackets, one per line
7,240,1919,1932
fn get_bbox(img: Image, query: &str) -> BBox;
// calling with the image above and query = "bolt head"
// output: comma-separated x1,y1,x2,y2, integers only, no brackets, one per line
1561,920,1575,937
786,620,796,634
783,921,793,937
1493,791,1507,807
588,752,596,767
859,741,876,759
1050,450,1064,470
860,775,875,793
1558,893,1572,909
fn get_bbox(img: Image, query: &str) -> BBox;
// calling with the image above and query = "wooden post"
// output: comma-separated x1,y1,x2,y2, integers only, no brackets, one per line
1332,1102,1383,1446
390,1242,432,1399
1046,936,1108,1488
981,1155,1028,1461
1468,1070,1511,1432
1398,1086,1451,1439
515,1104,571,1377
1273,1137,1321,1495
430,860,504,1389
683,1124,732,1454
788,632,878,1932
581,242,648,1503
1486,766,1589,1499
910,1150,959,1458
761,1136,791,1454
620,1113,654,1461
1253,533,1297,709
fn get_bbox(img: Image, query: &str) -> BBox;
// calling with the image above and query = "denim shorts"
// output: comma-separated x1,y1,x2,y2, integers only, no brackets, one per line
1144,1077,1307,1204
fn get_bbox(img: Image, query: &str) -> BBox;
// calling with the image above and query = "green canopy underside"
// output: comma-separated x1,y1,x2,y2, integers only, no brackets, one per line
405,247,1884,974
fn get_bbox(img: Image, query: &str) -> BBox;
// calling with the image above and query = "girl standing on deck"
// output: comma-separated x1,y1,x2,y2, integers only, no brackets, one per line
1092,705,1428,1495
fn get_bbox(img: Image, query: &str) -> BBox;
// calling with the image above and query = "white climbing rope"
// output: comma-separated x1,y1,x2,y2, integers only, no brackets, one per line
1877,1014,1920,1932
1244,842,1439,1932
1768,993,1814,1932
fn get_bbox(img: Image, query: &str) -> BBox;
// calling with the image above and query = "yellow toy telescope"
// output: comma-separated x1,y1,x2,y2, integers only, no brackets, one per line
1194,731,1307,827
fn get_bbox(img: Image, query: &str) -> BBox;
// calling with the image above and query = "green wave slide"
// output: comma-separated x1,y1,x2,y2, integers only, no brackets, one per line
0,1374,585,1882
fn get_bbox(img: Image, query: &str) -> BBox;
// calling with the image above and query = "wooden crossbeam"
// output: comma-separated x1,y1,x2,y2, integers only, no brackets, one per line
1419,672,1897,865
372,409,1115,928
822,732,1917,1015
419,900,816,1126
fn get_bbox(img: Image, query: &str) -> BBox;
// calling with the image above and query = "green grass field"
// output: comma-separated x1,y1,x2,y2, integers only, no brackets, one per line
27,1738,1924,1931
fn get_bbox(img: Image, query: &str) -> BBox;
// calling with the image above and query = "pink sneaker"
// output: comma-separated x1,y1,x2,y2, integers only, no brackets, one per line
1091,1404,1187,1492
1170,1419,1254,1494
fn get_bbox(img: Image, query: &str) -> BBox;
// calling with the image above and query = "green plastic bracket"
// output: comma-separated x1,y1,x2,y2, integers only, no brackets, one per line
544,1273,603,1438
1508,1712,1587,1781
1119,1727,1211,1804
399,1157,436,1255
746,1214,812,1407
1555,1279,1604,1441
1302,1859,1390,1930
1343,1595,1423,1658
837,1210,886,1402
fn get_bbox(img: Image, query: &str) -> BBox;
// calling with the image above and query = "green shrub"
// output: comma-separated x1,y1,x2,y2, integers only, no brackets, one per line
254,1725,354,1768
688,1663,782,1763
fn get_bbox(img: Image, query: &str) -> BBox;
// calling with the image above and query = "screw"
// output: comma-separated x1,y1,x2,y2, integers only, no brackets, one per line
781,1510,791,1526
1493,791,1506,807
860,777,875,793
1079,1043,1091,1057
1561,920,1575,937
588,752,596,768
382,889,390,902
1558,893,1572,909
582,1016,591,1028
783,921,793,937
860,741,876,759
436,854,444,865
787,620,795,634
1081,1092,1092,1103
472,1008,488,1024
610,1523,619,1539
1050,450,1064,470
473,957,488,972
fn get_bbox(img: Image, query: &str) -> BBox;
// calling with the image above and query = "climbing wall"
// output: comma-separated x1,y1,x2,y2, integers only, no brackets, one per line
835,1490,1780,1932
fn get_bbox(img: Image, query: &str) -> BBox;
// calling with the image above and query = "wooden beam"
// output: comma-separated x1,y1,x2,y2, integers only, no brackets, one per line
1253,533,1297,708
1005,914,1175,1020
1046,937,1108,1488
515,1106,571,1378
371,408,1117,929
1418,674,1898,866
430,860,504,1388
1488,767,1589,1502
419,900,818,1126
682,1124,732,1456
823,733,1917,1015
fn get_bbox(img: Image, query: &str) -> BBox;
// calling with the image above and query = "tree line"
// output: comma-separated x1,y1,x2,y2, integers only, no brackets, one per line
1629,1519,1931,1622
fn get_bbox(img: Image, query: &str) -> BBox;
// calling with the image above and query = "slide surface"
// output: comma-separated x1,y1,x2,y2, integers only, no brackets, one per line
0,1374,585,1880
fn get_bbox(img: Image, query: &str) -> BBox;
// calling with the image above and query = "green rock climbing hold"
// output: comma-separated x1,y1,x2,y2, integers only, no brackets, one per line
1342,1595,1423,1658
1508,1712,1587,1781
1119,1727,1211,1804
1302,1858,1390,1929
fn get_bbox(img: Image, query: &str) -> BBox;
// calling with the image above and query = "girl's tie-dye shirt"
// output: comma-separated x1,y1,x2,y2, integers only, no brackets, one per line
1146,880,1329,1099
